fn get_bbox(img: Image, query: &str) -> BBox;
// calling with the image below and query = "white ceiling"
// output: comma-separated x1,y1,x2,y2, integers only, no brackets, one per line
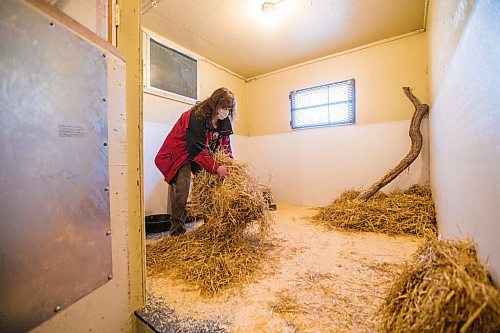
142,0,427,79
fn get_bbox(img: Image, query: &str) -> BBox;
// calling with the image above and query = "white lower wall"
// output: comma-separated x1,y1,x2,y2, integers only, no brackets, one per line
143,121,172,216
145,119,427,209
428,0,500,282
248,119,429,207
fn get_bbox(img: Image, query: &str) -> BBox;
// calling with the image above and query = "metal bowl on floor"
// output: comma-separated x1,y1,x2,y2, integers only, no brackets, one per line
145,214,171,233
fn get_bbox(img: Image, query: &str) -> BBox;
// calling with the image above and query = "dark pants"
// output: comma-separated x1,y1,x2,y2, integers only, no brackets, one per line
168,161,191,232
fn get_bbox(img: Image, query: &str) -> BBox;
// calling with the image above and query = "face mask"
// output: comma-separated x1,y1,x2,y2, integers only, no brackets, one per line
217,108,230,120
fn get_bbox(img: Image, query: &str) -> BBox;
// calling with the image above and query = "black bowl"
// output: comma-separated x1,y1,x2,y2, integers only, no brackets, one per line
145,214,171,233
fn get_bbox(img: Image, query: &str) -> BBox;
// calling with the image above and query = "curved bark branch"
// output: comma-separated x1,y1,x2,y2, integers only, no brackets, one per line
356,87,429,201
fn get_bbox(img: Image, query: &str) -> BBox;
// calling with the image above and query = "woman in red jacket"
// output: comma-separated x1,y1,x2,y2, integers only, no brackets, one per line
155,87,235,236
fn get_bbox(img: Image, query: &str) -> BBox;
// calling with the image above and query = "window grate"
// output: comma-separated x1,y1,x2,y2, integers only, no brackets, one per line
289,79,355,129
149,38,197,100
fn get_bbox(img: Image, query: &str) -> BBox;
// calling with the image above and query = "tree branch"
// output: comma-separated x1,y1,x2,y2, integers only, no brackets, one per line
356,87,429,201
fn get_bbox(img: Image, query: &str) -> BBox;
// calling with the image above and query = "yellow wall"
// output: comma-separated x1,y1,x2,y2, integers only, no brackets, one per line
247,33,428,136
119,0,145,314
198,59,249,136
242,32,430,206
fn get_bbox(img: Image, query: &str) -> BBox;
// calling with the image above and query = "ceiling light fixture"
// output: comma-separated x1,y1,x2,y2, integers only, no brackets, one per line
261,0,285,15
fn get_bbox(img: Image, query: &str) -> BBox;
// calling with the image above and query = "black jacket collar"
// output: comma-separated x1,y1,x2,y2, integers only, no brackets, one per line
206,117,233,136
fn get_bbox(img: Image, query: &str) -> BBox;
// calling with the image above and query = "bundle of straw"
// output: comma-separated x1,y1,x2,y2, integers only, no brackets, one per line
311,184,437,237
380,238,500,332
147,153,273,294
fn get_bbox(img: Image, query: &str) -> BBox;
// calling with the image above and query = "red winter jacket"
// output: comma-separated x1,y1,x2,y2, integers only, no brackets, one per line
155,109,233,184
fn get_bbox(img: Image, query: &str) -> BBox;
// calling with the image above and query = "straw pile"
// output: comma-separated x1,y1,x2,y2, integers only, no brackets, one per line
146,154,273,295
380,238,500,332
311,184,437,237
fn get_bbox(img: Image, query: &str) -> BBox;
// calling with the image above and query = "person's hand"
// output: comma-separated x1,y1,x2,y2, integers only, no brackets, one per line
216,165,229,178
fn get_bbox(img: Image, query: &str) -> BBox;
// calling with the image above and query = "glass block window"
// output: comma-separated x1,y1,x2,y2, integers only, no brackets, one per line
289,79,355,129
147,36,198,101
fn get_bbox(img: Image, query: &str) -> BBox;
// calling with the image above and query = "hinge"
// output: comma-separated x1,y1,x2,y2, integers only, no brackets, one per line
115,4,121,27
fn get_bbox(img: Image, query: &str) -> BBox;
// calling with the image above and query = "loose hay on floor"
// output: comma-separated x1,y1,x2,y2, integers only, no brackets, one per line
380,238,500,333
311,184,437,237
146,154,274,295
268,266,397,332
145,205,422,332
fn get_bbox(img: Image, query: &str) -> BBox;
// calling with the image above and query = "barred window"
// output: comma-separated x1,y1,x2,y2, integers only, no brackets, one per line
145,33,198,102
289,79,355,129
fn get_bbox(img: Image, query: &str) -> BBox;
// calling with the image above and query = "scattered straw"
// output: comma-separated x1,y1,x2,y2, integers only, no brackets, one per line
311,184,437,237
146,153,273,295
380,238,500,332
268,267,399,332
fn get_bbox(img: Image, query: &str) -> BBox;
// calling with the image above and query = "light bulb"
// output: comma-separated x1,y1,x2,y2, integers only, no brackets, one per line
261,2,276,14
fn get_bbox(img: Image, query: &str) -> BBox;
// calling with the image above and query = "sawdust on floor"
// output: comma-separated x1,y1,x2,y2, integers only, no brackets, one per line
145,204,422,332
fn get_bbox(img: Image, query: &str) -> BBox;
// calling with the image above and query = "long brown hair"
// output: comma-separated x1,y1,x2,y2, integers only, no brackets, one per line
192,87,236,121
